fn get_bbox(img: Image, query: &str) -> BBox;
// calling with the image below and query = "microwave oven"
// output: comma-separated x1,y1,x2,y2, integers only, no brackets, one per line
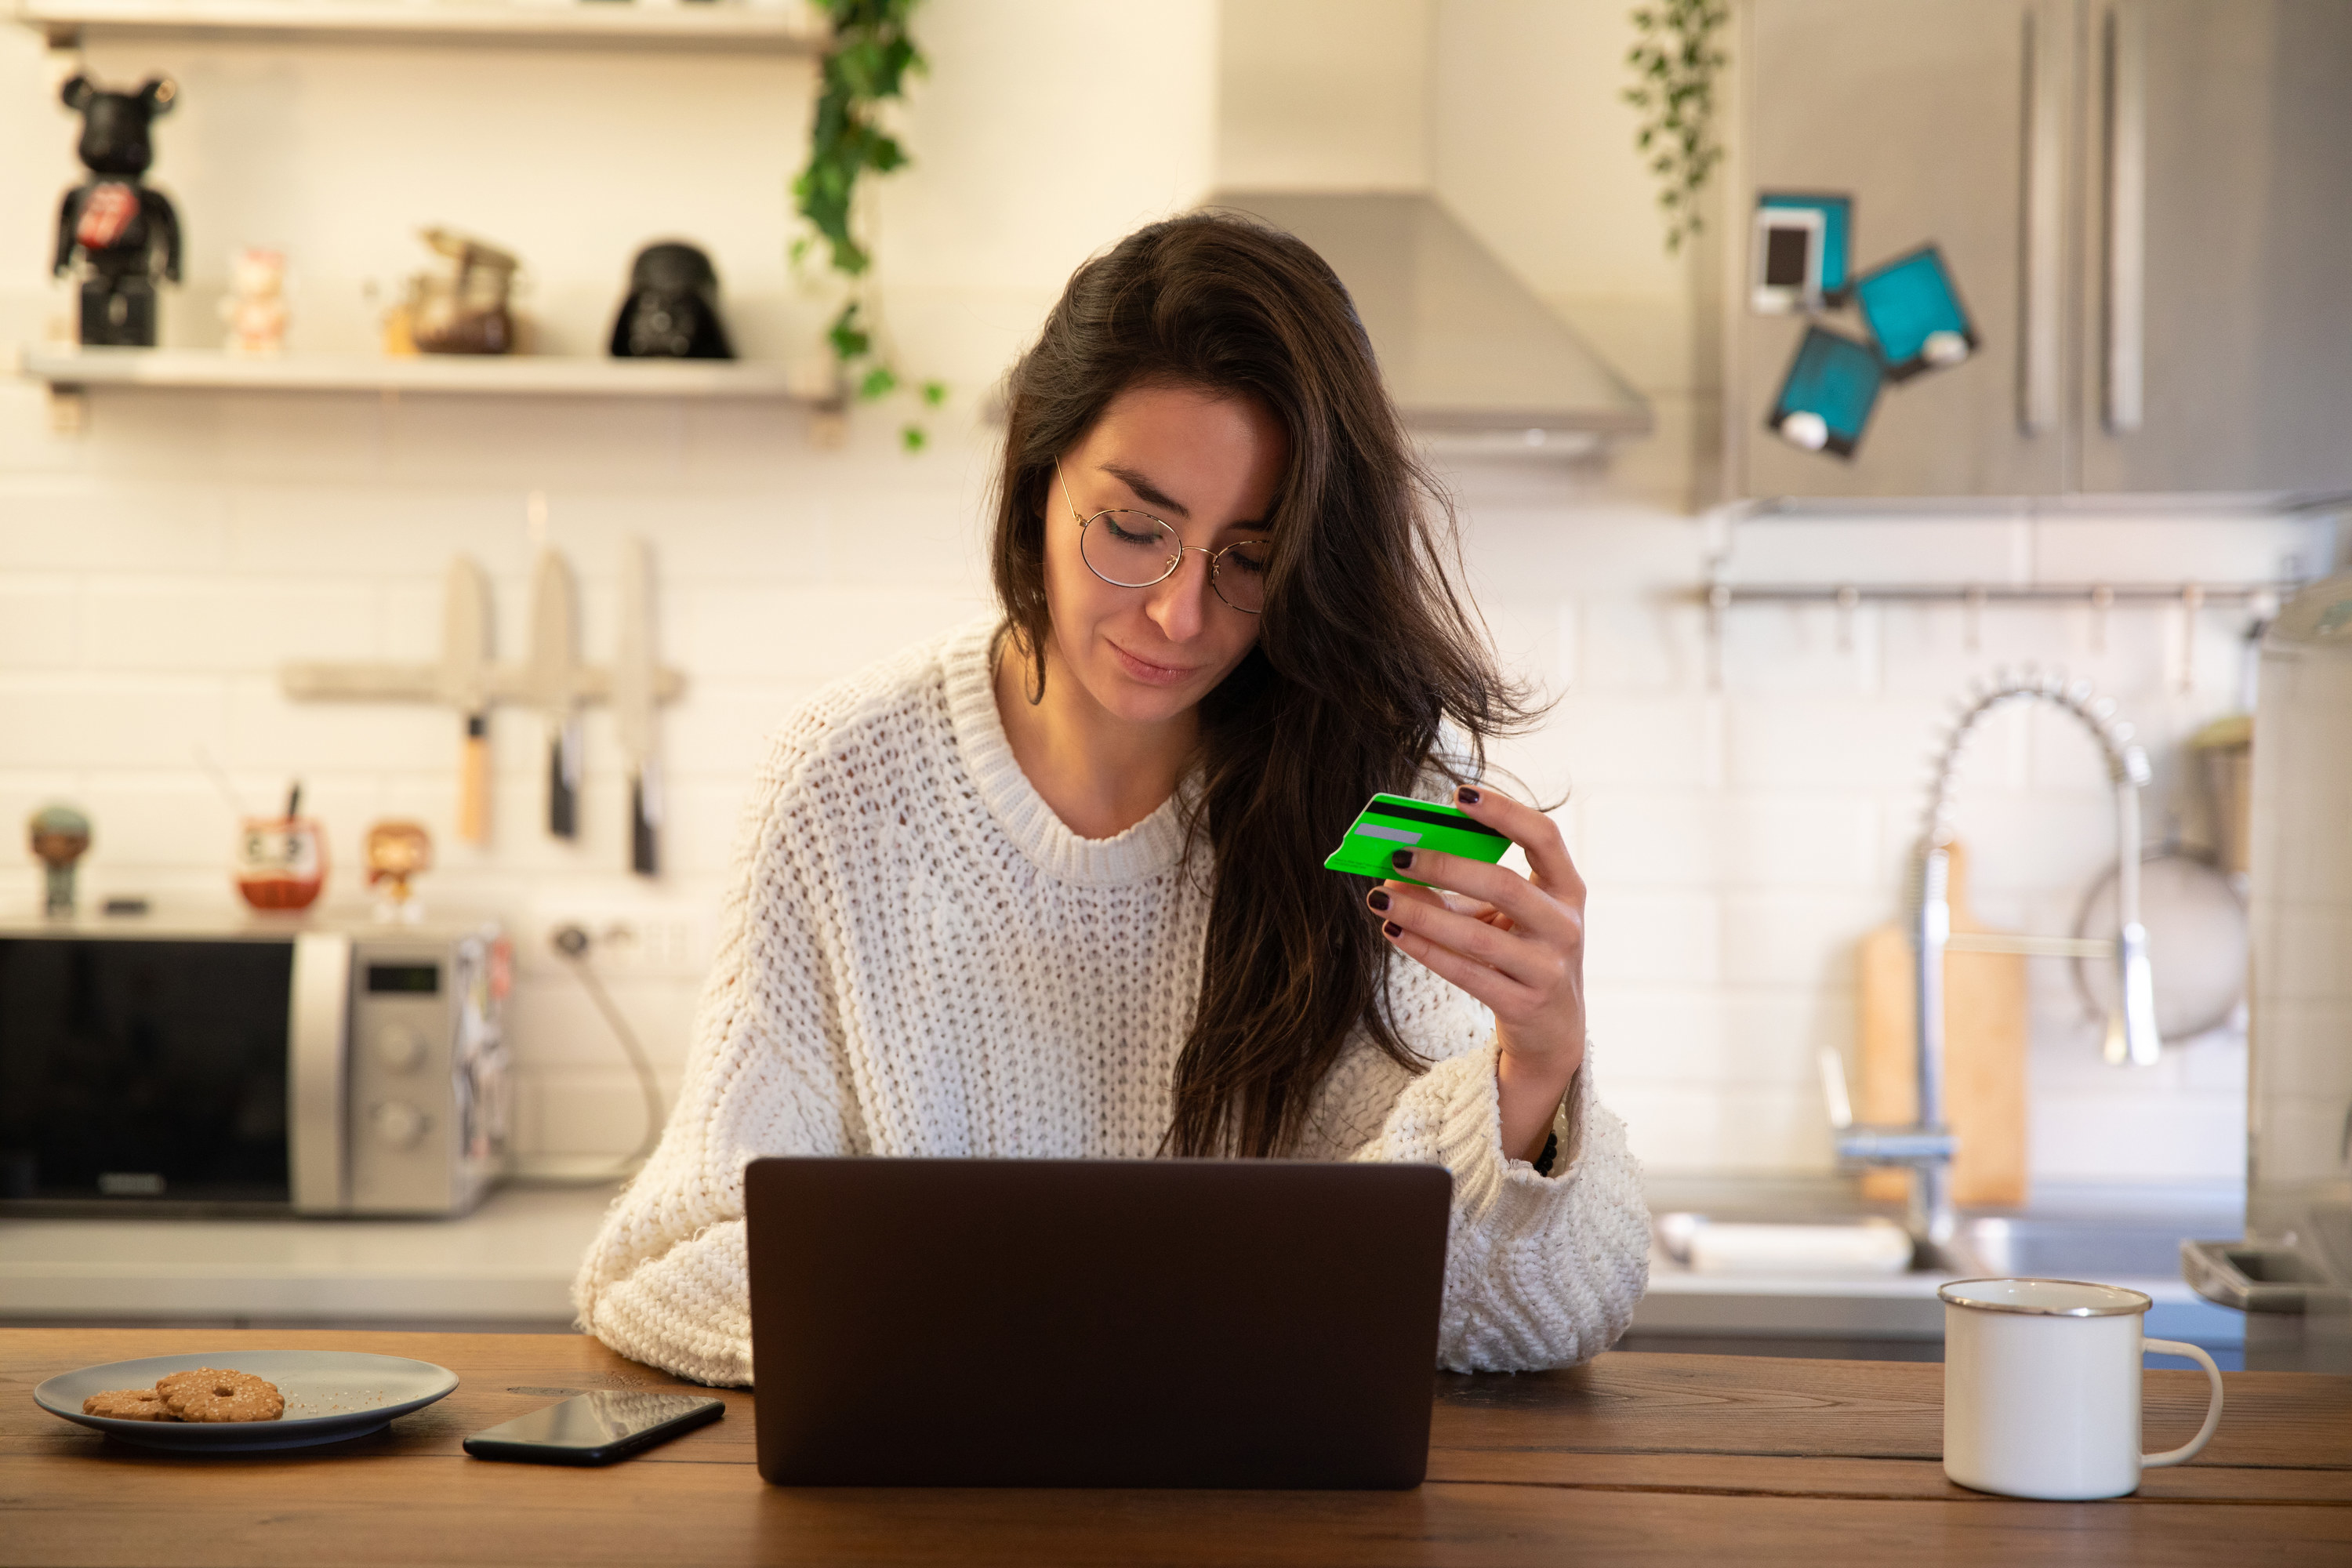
0,913,511,1216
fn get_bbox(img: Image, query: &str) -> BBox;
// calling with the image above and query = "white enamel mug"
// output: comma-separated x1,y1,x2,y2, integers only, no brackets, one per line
1940,1278,2225,1500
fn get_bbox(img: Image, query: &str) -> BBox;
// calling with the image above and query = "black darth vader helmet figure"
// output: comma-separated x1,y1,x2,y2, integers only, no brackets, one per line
609,241,735,361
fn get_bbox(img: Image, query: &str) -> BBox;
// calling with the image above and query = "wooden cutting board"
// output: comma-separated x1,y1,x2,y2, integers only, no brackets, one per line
1855,840,2029,1208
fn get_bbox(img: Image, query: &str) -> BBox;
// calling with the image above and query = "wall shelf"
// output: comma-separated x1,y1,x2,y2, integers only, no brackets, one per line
13,0,825,54
21,346,823,400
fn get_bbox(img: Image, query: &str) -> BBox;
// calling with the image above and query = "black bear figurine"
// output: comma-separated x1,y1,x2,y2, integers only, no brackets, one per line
608,242,735,361
55,74,182,349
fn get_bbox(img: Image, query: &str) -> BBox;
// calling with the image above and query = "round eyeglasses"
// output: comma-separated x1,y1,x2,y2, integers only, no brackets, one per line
1056,458,1271,615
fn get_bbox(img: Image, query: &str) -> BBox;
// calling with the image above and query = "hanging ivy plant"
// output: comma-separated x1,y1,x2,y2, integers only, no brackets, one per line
1624,1,1730,254
793,0,945,450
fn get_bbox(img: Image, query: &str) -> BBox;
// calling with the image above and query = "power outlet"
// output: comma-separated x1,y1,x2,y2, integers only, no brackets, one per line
532,904,705,978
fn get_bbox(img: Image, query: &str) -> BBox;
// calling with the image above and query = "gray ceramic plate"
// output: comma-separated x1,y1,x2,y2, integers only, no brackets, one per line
34,1350,459,1452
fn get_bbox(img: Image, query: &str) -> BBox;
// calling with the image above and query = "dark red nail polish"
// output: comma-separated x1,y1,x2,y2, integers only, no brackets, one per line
1457,786,1482,806
1392,850,1414,870
1382,920,1402,938
1367,889,1391,912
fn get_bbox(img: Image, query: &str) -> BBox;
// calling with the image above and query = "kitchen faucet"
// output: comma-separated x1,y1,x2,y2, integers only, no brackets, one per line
1830,670,2158,1261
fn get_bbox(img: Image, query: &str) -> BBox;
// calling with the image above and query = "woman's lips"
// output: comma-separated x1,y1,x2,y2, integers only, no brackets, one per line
1106,639,1200,686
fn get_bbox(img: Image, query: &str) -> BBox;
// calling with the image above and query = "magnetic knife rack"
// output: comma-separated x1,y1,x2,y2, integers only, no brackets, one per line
278,544,685,873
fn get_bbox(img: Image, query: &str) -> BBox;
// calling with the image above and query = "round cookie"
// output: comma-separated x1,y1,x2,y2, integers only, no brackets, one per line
161,1369,285,1423
82,1388,178,1421
154,1367,237,1399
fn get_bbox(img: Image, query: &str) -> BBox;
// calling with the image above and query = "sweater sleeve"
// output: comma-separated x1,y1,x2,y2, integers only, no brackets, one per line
1377,1036,1650,1372
570,735,862,1387
1312,964,1650,1373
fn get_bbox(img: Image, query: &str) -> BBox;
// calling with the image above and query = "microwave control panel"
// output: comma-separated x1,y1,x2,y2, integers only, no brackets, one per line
346,931,508,1214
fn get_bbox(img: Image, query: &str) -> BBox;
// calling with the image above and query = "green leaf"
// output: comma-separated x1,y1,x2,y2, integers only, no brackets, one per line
828,302,871,362
920,379,947,407
858,365,898,401
901,423,928,452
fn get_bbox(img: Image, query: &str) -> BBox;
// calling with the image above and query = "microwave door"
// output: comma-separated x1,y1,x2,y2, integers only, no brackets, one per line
0,937,299,1208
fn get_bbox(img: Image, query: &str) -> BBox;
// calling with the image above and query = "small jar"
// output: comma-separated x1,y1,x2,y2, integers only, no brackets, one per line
234,816,326,911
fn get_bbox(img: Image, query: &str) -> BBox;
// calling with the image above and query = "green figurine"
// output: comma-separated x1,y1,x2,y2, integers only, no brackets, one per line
27,804,92,916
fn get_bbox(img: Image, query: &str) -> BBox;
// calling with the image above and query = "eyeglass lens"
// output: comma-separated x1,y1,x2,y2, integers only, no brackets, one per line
1080,511,1269,612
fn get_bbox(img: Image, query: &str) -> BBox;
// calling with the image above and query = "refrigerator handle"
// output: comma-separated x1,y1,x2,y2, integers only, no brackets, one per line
2102,3,2147,433
2019,2,2067,437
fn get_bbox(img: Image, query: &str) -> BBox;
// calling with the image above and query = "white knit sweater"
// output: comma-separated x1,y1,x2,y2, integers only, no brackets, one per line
573,619,1650,1385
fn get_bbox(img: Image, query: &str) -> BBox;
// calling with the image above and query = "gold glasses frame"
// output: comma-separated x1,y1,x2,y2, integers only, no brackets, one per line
1054,457,1270,616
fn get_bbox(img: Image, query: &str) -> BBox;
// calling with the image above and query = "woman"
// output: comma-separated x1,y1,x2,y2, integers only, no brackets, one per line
573,212,1649,1385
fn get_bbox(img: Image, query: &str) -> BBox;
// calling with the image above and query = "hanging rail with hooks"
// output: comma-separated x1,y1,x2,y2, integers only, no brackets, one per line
1693,579,2296,608
1690,578,2301,691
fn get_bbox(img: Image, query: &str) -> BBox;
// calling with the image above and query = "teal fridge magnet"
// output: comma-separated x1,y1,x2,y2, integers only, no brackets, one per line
1751,193,1853,313
1854,243,1976,381
1767,325,1883,458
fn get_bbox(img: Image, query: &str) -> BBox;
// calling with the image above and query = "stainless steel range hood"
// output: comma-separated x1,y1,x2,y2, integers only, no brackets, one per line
1205,190,1653,456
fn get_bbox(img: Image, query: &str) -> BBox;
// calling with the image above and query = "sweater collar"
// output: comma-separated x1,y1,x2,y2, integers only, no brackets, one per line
941,618,1192,887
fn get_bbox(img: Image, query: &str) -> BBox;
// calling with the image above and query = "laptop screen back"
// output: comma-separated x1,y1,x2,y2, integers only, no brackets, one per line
745,1156,1450,1488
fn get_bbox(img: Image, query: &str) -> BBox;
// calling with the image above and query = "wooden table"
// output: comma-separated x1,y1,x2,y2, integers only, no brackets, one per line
4,1330,2347,1566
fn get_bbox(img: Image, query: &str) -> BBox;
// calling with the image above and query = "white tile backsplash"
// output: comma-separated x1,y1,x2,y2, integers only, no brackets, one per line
1470,498,2334,1178
1722,696,1954,789
1580,890,1723,986
0,579,76,667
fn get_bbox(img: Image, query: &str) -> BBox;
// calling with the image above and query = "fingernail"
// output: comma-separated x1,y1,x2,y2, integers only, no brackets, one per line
1366,889,1391,912
1456,786,1482,806
1392,850,1414,870
1382,920,1402,938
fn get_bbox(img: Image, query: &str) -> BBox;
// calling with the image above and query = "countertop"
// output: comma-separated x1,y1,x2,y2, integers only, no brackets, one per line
4,1328,2347,1566
1,1176,2251,1348
0,1185,618,1327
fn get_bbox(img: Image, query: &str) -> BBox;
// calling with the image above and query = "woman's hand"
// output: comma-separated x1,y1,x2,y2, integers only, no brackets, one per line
1366,785,1587,1166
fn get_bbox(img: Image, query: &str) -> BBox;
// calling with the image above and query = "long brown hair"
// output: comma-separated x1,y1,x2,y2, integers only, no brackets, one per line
990,211,1541,1156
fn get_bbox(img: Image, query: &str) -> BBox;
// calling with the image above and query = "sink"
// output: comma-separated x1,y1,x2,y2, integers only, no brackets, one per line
1940,1216,2205,1281
1634,1180,2249,1356
1644,1178,2242,1284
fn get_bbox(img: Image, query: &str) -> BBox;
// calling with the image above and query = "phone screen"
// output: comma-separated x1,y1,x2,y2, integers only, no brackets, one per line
463,1391,724,1465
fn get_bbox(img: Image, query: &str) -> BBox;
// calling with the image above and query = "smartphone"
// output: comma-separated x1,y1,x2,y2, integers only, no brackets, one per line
463,1390,724,1466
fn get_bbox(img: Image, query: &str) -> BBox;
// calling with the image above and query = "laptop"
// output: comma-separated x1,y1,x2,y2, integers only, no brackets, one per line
744,1156,1450,1488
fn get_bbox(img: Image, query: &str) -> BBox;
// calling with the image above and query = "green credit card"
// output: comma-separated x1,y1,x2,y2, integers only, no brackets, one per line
1323,792,1510,884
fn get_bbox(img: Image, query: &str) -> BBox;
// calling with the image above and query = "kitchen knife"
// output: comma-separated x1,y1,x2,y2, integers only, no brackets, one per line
526,547,584,840
441,556,495,846
614,536,661,876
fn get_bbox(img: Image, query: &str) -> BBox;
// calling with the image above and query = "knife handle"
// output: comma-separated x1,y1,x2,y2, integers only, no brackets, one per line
631,778,659,877
630,757,662,877
550,720,581,840
459,714,490,846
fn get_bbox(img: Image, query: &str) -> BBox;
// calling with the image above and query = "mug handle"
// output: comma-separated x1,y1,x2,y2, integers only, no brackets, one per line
2141,1338,2225,1468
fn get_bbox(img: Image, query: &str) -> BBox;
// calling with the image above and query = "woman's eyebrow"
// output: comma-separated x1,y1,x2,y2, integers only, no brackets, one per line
1100,463,1190,518
1098,463,1274,533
